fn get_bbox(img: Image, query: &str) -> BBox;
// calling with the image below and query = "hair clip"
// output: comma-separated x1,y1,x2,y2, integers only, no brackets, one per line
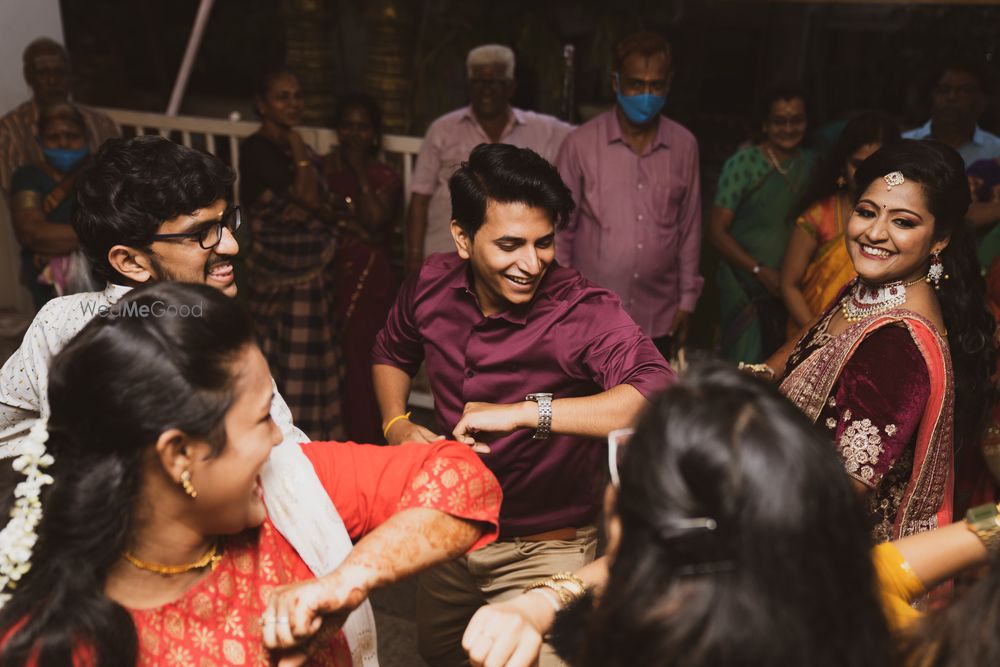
884,171,904,191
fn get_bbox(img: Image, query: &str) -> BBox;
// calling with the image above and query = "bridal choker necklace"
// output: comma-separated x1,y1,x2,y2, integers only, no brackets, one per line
841,277,924,323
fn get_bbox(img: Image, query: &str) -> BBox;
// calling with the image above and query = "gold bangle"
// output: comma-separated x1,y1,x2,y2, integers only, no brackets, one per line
382,411,412,438
737,362,774,379
295,159,310,168
524,572,587,609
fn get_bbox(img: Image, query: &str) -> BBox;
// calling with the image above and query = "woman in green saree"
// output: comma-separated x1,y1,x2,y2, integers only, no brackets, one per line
708,84,816,362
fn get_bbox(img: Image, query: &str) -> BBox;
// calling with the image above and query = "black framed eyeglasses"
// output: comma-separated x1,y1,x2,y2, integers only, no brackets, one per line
150,206,241,250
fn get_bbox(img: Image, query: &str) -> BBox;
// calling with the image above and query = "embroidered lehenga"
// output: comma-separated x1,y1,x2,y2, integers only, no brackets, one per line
779,285,954,541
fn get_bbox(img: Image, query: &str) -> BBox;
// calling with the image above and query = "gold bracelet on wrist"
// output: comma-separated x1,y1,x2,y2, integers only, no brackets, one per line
382,411,411,438
737,362,774,379
524,572,587,609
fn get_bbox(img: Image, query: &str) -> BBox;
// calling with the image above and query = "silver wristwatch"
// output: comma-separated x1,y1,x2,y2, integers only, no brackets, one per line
525,393,553,440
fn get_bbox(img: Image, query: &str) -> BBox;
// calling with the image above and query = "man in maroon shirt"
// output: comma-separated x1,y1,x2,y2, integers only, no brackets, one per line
372,143,673,666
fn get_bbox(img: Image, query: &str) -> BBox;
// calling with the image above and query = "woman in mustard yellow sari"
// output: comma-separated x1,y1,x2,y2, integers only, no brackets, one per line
780,113,900,339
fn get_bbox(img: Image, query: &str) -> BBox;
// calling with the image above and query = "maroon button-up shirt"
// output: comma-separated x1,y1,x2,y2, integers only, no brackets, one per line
372,252,674,537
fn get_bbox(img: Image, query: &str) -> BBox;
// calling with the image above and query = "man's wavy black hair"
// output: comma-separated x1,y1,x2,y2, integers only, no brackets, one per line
448,143,574,238
73,135,235,284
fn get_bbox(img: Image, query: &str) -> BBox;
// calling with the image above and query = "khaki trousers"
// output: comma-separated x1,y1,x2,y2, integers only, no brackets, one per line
416,526,598,667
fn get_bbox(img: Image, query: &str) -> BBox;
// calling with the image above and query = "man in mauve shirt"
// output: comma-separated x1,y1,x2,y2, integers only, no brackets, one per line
406,44,573,273
372,143,673,666
556,31,702,359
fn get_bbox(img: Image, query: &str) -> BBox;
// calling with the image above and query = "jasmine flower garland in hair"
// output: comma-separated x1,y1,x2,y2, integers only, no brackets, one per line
0,419,54,606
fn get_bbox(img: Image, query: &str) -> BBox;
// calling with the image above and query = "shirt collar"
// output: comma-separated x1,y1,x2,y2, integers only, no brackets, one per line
972,125,993,146
604,108,670,151
447,260,545,326
104,282,133,303
460,106,523,134
920,120,992,147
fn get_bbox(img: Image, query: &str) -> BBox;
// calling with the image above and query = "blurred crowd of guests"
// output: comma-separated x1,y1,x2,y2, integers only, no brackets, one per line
4,33,1000,463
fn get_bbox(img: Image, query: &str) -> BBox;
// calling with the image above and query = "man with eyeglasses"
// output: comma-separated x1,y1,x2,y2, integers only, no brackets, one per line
0,136,306,460
406,44,573,274
903,59,1000,168
555,31,702,362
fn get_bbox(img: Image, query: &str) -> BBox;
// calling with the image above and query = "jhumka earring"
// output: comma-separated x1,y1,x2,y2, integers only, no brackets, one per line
884,171,904,191
926,249,948,290
180,469,198,498
836,174,847,188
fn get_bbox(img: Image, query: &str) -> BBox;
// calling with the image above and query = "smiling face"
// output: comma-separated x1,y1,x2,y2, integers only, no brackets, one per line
256,72,303,129
147,198,239,296
763,97,807,154
846,178,948,286
451,200,555,316
468,63,514,122
186,345,281,534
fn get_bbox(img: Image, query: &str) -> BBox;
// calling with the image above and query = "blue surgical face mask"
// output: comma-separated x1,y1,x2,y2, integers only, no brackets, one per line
616,91,666,125
614,73,667,125
42,145,88,173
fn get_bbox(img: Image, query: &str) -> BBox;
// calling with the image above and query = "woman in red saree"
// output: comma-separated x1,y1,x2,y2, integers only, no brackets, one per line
764,140,995,542
0,283,501,666
325,95,401,443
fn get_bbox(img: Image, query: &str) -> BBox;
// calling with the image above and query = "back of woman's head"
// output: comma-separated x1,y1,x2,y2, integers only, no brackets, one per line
0,282,254,667
577,363,890,667
853,139,996,457
794,112,901,218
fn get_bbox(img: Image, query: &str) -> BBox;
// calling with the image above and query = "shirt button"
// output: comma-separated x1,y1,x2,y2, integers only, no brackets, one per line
637,183,644,189
637,243,643,250
633,273,640,279
637,214,644,221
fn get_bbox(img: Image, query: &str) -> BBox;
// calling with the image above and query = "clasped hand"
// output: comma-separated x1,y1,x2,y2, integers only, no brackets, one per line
452,401,536,454
262,570,368,666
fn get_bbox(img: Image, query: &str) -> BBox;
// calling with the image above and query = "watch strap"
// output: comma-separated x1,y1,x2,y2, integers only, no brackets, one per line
525,393,553,440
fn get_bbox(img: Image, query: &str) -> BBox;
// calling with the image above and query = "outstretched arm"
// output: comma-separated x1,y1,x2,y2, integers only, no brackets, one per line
263,507,482,655
452,384,648,445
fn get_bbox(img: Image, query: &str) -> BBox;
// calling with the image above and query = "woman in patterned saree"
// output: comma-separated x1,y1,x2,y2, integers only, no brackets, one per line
240,66,343,438
0,283,501,666
779,112,900,339
765,140,995,542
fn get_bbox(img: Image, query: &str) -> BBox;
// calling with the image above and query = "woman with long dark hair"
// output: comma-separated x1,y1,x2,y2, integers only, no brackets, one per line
780,112,900,337
0,282,500,666
770,139,996,541
463,363,892,667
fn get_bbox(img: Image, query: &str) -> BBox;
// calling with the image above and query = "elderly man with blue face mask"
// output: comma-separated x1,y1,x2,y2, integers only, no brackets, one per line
556,31,703,361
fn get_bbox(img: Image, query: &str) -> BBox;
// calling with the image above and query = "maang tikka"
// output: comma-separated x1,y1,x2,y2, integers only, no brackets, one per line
884,171,904,191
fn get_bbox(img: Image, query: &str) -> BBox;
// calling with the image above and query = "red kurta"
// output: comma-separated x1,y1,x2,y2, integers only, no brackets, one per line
23,441,501,667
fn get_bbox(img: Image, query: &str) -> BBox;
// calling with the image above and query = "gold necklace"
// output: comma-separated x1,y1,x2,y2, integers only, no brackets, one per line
765,145,793,176
123,543,223,576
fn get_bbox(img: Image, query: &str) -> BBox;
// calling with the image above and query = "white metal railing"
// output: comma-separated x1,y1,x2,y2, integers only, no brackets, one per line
96,107,424,206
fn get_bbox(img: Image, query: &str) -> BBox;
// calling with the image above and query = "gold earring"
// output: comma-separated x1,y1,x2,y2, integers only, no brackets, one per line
180,469,198,499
